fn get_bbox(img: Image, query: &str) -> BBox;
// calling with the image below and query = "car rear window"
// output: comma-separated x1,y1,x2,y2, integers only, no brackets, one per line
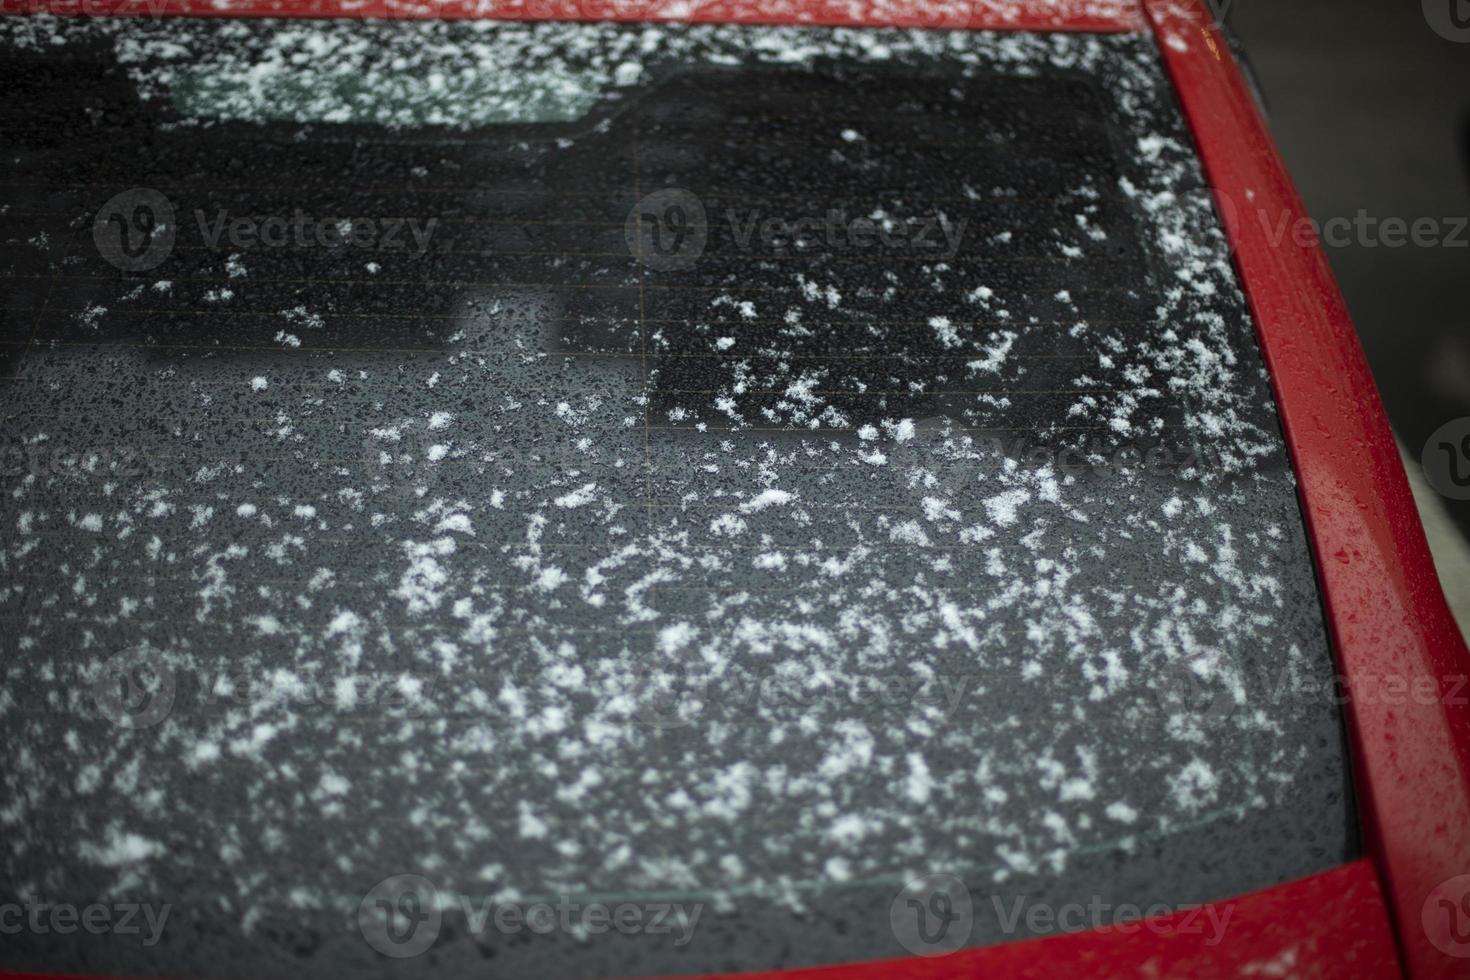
0,15,1354,978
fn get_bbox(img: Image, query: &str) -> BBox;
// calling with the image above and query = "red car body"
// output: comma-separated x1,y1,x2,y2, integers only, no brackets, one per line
0,1,1466,977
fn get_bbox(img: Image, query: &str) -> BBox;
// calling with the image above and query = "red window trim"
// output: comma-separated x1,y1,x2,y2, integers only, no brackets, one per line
1143,3,1470,977
2,1,1467,976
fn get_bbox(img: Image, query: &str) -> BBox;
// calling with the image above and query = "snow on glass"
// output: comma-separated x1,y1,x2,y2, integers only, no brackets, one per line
0,12,1341,951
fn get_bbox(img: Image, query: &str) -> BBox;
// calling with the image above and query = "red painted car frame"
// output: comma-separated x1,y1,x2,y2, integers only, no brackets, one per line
1,1,1466,977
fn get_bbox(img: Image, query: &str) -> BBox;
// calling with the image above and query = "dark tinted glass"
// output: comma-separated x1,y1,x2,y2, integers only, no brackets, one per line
0,16,1353,978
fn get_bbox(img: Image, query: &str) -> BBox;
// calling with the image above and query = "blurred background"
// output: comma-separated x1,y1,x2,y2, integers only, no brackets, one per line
1230,0,1470,633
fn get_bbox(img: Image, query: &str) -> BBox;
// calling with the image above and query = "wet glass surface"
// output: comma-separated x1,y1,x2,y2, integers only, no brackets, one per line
0,17,1353,978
